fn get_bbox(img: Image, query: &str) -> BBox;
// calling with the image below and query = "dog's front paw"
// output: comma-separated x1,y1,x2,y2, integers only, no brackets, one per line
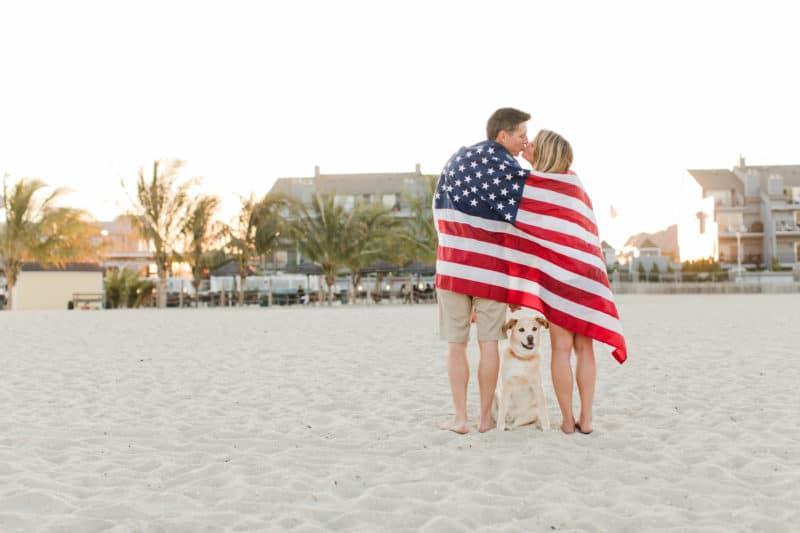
539,416,550,431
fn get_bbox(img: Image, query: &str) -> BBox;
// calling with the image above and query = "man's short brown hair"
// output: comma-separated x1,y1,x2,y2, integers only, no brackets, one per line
486,107,531,141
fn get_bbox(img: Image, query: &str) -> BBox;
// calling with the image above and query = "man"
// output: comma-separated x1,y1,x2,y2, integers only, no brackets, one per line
434,107,531,433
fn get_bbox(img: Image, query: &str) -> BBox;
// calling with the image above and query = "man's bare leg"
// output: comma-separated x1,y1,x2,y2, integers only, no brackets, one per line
477,340,499,432
549,323,576,434
574,335,596,433
441,342,469,434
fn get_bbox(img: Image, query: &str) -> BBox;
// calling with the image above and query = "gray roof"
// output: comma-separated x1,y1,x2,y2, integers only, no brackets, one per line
211,260,254,277
689,164,800,194
738,165,800,187
21,262,103,272
687,169,743,194
269,167,435,200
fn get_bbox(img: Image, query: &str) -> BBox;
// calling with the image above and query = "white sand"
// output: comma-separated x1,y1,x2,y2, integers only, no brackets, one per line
1,294,799,532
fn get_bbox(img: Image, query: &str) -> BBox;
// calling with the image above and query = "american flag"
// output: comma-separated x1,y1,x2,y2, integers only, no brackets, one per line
434,140,627,364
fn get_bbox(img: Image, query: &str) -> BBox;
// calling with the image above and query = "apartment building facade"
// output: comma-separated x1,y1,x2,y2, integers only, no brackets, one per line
266,164,436,269
689,157,800,269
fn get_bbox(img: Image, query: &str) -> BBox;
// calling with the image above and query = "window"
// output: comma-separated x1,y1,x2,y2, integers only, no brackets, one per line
717,213,743,232
767,174,784,195
334,195,355,211
382,194,397,209
706,190,731,206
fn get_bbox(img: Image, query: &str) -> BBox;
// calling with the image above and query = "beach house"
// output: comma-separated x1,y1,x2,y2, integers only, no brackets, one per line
689,157,800,270
95,215,152,274
10,262,104,310
266,164,435,270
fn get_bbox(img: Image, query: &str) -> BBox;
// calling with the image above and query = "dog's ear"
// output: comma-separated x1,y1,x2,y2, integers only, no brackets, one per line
535,317,550,329
503,318,518,331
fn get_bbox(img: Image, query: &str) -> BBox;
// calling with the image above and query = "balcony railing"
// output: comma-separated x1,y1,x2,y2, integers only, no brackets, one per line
718,254,763,266
718,221,764,236
775,221,800,233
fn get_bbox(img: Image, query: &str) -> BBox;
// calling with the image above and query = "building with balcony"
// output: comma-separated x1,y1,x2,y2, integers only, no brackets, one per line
95,216,153,274
266,164,436,269
689,157,800,269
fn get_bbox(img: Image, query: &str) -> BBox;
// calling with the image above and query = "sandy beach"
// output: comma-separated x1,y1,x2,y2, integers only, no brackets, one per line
1,294,798,532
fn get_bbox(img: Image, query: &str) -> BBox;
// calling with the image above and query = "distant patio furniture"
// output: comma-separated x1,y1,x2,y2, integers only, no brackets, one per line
70,292,105,310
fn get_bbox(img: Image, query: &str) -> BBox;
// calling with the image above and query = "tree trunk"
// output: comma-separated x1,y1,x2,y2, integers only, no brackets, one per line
351,273,361,305
4,269,17,310
375,272,385,303
326,272,335,305
239,274,246,307
157,268,168,308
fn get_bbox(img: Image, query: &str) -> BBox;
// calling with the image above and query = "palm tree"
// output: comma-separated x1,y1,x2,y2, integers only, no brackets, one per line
223,193,287,306
224,194,261,306
1,176,98,310
383,175,438,271
340,203,398,303
124,160,196,308
104,267,155,308
289,193,353,304
181,195,222,307
398,175,438,265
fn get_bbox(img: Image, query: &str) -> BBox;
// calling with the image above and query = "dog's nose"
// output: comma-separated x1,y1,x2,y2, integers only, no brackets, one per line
527,335,534,344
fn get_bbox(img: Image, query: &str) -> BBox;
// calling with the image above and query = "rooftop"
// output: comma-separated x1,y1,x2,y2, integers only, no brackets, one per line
21,262,103,272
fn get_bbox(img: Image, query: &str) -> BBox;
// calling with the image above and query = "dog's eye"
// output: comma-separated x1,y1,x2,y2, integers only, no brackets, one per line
532,327,537,331
518,328,525,332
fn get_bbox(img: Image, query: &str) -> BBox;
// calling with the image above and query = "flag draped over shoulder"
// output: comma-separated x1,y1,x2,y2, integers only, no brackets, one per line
434,140,627,364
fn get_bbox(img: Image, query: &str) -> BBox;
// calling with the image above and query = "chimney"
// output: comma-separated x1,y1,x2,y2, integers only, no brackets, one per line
738,155,746,169
415,163,421,174
314,165,320,178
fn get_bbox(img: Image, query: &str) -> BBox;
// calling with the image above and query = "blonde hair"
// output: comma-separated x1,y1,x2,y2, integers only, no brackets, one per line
530,129,573,174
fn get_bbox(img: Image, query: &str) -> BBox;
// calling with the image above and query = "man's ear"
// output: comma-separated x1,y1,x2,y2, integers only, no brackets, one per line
535,317,550,329
503,318,517,331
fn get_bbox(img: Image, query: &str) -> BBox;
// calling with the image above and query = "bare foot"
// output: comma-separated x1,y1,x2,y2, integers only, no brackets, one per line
439,418,469,434
477,419,496,433
576,419,593,434
561,421,576,434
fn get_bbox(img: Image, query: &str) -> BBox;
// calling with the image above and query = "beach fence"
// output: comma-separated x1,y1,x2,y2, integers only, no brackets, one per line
611,271,800,294
123,273,439,308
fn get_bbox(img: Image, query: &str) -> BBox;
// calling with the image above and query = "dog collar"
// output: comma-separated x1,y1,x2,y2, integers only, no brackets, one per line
510,349,536,361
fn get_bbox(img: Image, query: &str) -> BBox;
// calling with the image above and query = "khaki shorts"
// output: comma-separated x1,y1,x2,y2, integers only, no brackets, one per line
437,288,507,343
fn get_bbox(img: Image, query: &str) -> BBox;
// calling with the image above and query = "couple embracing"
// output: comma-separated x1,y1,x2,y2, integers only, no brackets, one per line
433,107,628,435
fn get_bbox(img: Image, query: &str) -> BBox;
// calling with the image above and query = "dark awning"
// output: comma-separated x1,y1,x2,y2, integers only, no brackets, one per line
400,261,435,275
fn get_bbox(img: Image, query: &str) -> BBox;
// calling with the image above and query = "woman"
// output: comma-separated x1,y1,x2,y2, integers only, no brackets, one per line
522,130,596,435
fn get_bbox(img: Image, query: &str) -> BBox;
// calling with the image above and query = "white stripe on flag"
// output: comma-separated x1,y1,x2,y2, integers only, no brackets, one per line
438,233,614,301
530,170,586,189
515,209,601,248
523,186,597,225
436,259,624,336
434,208,608,272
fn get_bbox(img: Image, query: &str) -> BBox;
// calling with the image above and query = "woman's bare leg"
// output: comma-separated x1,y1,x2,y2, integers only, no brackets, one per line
574,334,596,433
549,323,576,433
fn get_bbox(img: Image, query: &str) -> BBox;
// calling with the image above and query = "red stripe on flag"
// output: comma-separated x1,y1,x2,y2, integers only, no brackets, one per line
438,246,619,318
437,218,609,286
436,274,627,363
513,218,603,258
439,218,609,287
519,197,598,236
526,174,594,209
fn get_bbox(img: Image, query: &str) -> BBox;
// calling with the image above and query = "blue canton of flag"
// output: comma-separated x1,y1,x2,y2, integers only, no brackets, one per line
434,140,529,224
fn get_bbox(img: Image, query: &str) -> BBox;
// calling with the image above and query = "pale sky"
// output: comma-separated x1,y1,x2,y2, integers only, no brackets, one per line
2,0,798,249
